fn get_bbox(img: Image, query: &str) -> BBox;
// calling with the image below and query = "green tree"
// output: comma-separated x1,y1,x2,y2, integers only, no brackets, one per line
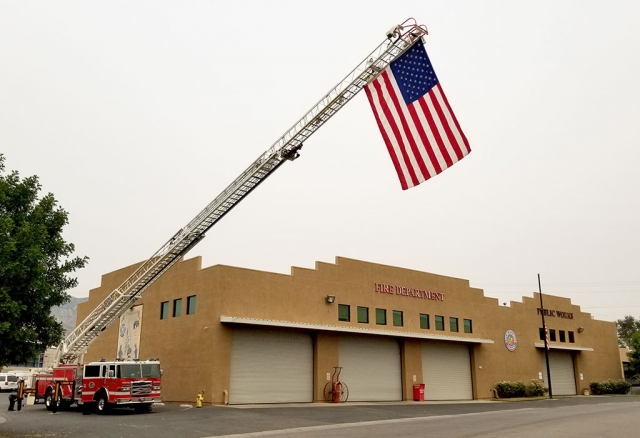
0,155,88,368
628,331,640,375
616,315,640,348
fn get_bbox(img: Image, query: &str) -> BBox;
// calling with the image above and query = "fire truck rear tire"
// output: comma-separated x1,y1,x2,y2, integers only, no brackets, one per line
95,393,110,415
82,402,93,415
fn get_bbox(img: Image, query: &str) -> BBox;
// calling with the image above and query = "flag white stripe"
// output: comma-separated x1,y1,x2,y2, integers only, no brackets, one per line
385,73,437,180
379,73,425,185
412,102,450,172
423,92,460,166
432,84,469,157
368,77,414,187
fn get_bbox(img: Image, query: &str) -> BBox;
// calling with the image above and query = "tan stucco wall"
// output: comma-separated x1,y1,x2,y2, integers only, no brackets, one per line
76,255,623,403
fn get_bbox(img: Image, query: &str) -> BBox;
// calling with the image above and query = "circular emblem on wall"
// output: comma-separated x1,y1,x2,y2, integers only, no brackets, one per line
88,382,95,389
504,330,517,351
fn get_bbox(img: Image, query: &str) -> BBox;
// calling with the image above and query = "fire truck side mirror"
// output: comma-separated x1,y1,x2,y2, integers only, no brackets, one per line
108,370,115,378
160,369,164,377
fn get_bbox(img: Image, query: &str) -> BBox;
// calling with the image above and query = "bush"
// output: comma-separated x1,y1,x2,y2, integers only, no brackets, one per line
525,379,545,397
590,379,631,395
495,380,546,398
495,381,526,398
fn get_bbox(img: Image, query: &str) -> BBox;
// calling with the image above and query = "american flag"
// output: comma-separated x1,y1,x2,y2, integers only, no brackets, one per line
544,325,551,350
365,40,470,190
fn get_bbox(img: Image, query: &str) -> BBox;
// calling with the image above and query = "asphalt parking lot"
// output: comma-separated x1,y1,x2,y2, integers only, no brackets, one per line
1,392,639,438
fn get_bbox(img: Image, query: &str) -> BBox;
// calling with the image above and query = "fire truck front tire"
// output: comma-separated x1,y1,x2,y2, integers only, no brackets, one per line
95,393,110,415
44,389,57,411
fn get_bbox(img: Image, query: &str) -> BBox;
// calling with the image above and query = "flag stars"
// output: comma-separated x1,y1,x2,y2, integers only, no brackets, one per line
389,41,439,105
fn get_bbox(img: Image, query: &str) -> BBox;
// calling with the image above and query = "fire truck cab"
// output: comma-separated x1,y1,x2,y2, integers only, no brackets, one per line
39,359,161,414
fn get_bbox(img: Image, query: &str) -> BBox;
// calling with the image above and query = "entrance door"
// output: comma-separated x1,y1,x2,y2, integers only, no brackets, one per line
339,334,402,401
421,341,473,400
229,328,313,404
541,350,577,395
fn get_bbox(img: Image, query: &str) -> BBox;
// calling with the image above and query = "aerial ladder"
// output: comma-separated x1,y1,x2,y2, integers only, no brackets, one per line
55,19,429,365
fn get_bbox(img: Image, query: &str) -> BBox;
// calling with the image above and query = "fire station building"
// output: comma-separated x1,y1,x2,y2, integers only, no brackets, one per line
76,256,622,404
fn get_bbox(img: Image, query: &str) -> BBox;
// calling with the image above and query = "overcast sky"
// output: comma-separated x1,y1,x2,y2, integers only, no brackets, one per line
2,1,639,323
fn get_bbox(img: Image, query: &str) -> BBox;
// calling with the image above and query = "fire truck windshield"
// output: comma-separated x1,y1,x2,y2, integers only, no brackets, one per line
117,363,161,378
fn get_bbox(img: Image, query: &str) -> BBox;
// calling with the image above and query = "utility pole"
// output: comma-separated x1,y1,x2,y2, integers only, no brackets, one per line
538,273,553,399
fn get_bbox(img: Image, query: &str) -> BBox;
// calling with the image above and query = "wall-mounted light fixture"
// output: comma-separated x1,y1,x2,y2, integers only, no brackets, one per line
326,295,335,304
577,327,584,333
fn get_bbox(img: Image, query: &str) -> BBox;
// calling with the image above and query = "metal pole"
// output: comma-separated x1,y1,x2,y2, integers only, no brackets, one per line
538,274,553,399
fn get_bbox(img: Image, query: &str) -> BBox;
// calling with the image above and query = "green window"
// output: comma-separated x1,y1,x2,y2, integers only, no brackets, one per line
463,319,472,333
449,317,458,332
393,310,403,327
338,304,350,322
435,315,444,331
357,306,369,323
376,308,387,325
420,313,430,329
160,301,169,320
173,298,182,317
187,295,196,315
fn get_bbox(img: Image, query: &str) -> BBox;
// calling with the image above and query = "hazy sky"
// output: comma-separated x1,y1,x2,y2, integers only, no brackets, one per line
2,1,639,323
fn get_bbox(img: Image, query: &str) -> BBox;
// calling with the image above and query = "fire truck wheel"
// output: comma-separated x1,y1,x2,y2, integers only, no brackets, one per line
95,393,110,414
44,390,55,411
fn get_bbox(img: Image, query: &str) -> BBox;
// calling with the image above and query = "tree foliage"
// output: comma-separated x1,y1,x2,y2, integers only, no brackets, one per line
0,155,88,368
616,315,640,348
629,331,640,375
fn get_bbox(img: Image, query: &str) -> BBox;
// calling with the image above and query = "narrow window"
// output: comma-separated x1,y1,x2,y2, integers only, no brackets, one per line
187,295,197,315
559,330,566,342
449,317,459,332
435,315,444,331
550,329,556,342
568,331,575,343
173,298,182,317
420,314,430,329
464,319,472,334
338,304,350,322
376,308,387,325
160,301,169,320
357,306,369,324
539,327,545,341
393,310,403,327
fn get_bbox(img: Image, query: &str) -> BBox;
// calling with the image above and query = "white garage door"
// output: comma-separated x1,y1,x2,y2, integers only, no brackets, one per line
421,341,473,400
339,335,402,401
541,350,576,395
229,328,313,404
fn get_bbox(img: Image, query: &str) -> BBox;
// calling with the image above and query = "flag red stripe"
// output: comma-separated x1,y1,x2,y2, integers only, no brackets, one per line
406,103,441,176
381,72,431,182
435,84,470,154
428,88,464,161
364,85,408,190
373,73,419,188
417,97,454,168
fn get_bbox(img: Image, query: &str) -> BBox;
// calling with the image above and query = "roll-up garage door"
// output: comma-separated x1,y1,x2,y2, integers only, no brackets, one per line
421,341,473,400
339,335,402,401
229,328,313,404
541,350,576,395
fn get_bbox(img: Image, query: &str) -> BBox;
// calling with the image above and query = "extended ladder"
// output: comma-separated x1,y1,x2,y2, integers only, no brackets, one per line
57,19,428,364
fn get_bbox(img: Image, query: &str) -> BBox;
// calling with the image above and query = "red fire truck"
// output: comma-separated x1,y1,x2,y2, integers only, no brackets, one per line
31,359,161,414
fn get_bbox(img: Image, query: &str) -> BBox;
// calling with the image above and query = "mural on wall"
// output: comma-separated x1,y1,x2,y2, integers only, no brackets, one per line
117,305,143,360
